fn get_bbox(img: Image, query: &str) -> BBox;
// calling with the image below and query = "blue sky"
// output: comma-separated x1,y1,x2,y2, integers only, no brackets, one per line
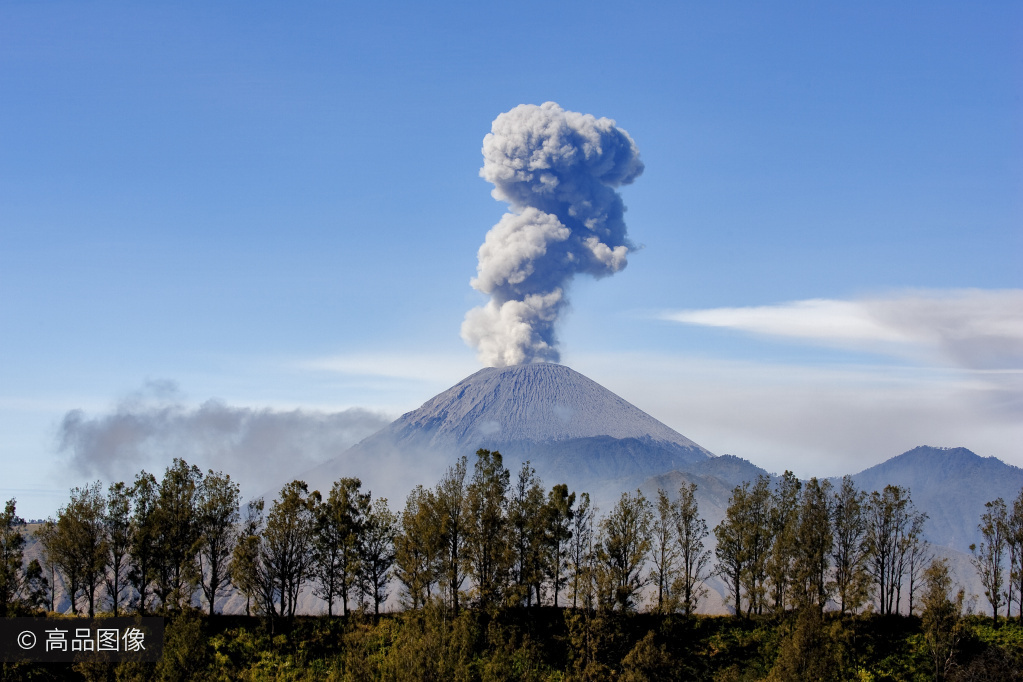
2,1,1020,518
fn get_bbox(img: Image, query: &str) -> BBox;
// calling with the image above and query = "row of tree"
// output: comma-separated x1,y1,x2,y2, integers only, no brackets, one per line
27,460,242,617
712,475,933,618
231,477,396,619
969,494,1023,626
2,449,1022,625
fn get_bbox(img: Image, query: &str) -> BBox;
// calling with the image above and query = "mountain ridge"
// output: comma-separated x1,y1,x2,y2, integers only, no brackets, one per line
849,445,1023,550
389,363,709,450
636,445,1022,555
301,363,714,506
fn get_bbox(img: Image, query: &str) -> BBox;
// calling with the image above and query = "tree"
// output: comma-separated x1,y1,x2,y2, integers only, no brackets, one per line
230,498,271,618
152,459,202,611
650,489,679,613
715,476,773,617
359,496,396,616
568,492,594,610
1006,487,1023,623
74,484,111,618
127,471,159,615
743,476,774,616
594,490,652,611
104,481,132,616
831,476,869,615
394,484,441,609
193,469,240,615
865,484,925,615
42,507,78,615
766,472,801,612
508,461,546,607
21,559,49,611
231,496,314,626
970,497,1008,625
715,482,751,617
0,498,27,616
312,477,368,616
464,449,511,610
544,483,575,607
435,456,469,615
50,482,108,617
790,478,833,611
904,513,932,616
229,484,316,623
673,482,711,617
263,481,318,619
921,558,965,682
34,520,59,613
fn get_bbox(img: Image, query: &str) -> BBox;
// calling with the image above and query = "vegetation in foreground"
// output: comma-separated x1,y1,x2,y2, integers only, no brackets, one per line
2,606,1022,681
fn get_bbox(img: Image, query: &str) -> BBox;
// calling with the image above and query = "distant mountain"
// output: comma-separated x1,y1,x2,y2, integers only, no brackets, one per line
301,363,714,507
639,455,769,531
634,445,1023,557
849,445,1023,551
684,454,770,488
636,447,1019,614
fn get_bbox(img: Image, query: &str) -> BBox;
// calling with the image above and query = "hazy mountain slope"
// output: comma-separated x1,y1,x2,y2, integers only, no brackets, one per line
301,363,714,508
635,445,1023,556
683,455,771,487
641,469,737,532
390,363,709,450
850,445,1023,551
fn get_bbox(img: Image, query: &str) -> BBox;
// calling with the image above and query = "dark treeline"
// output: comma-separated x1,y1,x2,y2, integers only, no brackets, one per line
2,450,1023,680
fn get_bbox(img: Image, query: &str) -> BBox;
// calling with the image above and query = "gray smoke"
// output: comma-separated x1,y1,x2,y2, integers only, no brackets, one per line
461,102,644,366
57,381,391,497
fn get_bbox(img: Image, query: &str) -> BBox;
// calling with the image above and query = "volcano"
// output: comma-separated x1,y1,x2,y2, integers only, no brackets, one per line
301,363,714,503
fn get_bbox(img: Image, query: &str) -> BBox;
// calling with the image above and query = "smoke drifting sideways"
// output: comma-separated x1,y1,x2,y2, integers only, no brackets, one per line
461,102,644,367
57,382,391,498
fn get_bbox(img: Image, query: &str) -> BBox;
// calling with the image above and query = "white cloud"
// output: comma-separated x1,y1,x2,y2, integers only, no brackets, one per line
662,289,1023,370
663,299,909,343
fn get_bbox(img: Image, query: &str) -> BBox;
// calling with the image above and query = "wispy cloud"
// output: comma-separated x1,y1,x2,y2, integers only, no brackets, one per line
648,289,1023,475
297,352,480,384
661,289,1023,370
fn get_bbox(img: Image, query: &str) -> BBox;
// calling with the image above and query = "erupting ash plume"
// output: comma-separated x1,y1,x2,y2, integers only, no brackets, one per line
461,102,644,366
